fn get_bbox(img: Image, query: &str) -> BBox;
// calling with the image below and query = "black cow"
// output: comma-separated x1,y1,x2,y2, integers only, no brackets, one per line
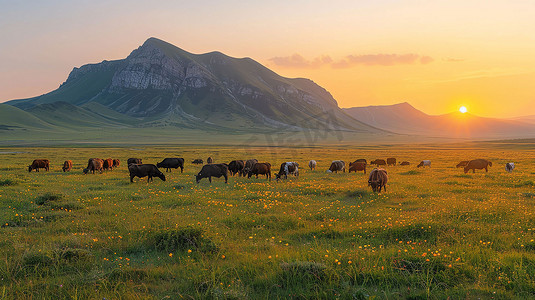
157,158,184,173
128,164,166,183
127,158,142,165
196,164,228,184
228,160,245,176
192,159,204,164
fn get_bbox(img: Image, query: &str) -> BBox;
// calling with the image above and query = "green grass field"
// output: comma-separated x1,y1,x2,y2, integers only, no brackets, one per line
1,144,535,299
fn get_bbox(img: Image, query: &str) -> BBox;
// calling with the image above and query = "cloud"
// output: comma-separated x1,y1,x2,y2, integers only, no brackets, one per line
269,53,434,68
268,54,333,68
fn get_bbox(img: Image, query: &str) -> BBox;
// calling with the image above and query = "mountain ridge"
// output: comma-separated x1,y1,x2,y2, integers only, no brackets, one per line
343,102,535,139
7,37,380,134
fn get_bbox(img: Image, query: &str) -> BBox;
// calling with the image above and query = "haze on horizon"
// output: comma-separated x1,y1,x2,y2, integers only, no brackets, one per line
1,0,534,118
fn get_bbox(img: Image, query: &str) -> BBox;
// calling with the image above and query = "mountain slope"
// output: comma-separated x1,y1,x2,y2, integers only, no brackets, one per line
344,102,535,139
0,104,55,130
8,37,381,133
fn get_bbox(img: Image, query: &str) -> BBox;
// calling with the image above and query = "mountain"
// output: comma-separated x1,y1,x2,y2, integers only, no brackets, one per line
344,102,535,139
7,37,380,133
510,115,535,125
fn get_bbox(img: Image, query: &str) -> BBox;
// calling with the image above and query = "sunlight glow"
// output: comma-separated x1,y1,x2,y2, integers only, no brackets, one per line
459,106,468,113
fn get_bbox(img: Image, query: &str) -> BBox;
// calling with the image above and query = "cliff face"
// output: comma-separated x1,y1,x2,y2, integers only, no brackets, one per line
7,37,379,132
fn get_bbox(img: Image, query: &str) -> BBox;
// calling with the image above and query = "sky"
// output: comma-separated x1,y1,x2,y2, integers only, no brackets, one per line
1,0,534,118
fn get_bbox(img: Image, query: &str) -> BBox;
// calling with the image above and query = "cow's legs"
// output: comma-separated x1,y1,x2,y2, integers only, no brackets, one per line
209,177,212,183
224,175,228,184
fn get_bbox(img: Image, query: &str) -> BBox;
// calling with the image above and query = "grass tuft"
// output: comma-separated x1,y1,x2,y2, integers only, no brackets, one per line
400,170,421,175
0,179,16,186
35,193,62,205
146,227,217,253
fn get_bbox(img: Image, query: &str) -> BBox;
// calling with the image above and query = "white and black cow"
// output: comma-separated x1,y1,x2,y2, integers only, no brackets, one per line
505,162,515,173
276,162,299,180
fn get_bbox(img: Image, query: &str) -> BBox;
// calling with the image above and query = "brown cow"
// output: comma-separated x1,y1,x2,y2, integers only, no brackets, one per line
103,158,114,170
327,160,345,173
62,160,72,172
248,162,271,181
352,159,367,165
456,161,469,168
243,159,258,176
399,161,410,166
370,159,386,167
368,168,388,192
83,158,104,174
207,157,214,164
464,159,492,174
386,158,396,166
113,159,121,168
28,159,50,172
348,161,366,174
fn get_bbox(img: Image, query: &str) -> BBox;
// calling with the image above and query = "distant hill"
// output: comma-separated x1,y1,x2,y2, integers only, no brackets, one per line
344,102,535,139
510,115,535,125
0,104,55,130
7,37,381,134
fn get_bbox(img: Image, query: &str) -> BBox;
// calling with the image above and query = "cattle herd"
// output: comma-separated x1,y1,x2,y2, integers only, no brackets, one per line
26,157,513,193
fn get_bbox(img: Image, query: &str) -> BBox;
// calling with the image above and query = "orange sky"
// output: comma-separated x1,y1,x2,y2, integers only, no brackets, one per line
1,1,534,118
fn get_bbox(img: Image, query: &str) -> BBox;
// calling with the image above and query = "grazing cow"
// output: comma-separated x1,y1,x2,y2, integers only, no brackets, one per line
386,158,397,166
348,161,366,174
129,164,166,183
456,161,469,168
192,159,203,164
62,160,72,172
352,159,367,165
83,158,104,174
196,163,228,184
276,162,299,180
505,162,515,173
309,160,317,171
248,162,271,181
368,168,388,193
399,161,410,166
327,160,345,173
228,160,245,176
157,158,185,173
28,159,50,172
417,160,431,168
464,159,492,174
103,158,114,170
207,157,214,164
243,159,258,176
127,158,142,165
113,159,120,168
370,159,387,167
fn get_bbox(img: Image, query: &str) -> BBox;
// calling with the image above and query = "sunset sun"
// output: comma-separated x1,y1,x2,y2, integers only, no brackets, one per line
459,106,468,113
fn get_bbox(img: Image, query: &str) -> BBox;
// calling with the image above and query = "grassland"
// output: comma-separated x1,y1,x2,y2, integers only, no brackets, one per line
1,144,535,299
